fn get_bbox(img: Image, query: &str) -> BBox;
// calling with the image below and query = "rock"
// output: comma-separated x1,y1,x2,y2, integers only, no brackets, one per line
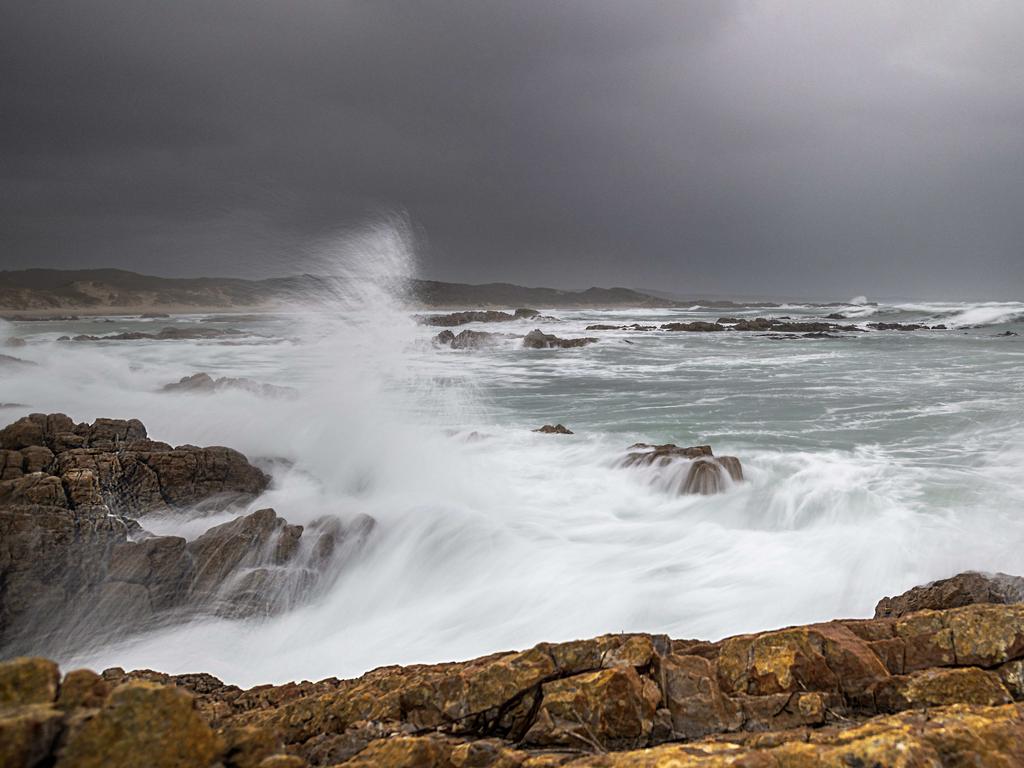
0,353,37,367
522,329,597,349
162,373,297,399
875,571,1024,618
585,324,655,331
868,322,928,331
620,443,743,495
0,705,64,768
8,593,1024,766
0,657,60,705
422,310,525,327
523,667,661,749
433,329,501,349
58,669,110,710
532,424,573,434
995,330,1019,336
660,321,724,332
66,326,245,342
4,337,28,347
140,312,170,318
57,681,222,768
513,308,540,318
0,472,68,507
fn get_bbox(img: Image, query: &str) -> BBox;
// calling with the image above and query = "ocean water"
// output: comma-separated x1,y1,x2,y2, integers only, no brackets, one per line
2,247,1023,686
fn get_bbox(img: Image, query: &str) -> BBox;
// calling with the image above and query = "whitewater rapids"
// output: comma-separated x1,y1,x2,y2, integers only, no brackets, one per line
2,244,1023,686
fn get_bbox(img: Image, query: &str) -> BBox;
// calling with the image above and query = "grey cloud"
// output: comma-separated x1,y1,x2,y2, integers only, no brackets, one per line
1,0,1022,299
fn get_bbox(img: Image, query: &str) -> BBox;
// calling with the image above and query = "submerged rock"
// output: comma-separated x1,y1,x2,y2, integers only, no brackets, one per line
522,329,597,349
62,326,245,342
162,372,298,398
875,571,1024,618
621,443,743,494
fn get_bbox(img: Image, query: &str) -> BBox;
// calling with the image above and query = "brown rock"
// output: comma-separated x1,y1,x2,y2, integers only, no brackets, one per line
58,669,110,711
875,571,1024,618
532,424,573,435
873,667,1013,712
0,657,60,705
0,704,64,768
523,667,660,749
0,472,68,507
57,681,222,768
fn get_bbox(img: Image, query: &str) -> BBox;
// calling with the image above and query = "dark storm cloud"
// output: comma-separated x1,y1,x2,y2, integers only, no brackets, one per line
2,1,1023,298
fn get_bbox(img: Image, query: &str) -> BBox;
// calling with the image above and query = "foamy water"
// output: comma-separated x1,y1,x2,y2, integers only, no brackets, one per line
2,239,1023,686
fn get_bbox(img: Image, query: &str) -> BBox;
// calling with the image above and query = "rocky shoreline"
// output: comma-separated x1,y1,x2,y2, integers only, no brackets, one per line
2,412,1023,766
2,573,1023,766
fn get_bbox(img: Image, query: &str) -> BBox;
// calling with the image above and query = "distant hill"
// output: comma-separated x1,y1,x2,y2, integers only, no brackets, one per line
0,268,680,313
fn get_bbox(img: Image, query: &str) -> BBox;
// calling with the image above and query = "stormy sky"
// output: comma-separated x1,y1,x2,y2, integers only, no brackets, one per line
2,1,1023,299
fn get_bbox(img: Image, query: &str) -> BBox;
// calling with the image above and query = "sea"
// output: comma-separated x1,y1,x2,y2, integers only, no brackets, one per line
2,243,1023,686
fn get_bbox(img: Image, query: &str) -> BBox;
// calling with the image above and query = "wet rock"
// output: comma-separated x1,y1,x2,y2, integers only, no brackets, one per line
522,329,597,348
57,680,222,768
660,321,724,332
868,322,929,331
422,310,529,326
162,372,297,399
0,353,37,367
533,424,573,434
875,571,1024,618
621,443,743,494
433,329,501,349
66,326,245,342
4,337,28,347
585,323,655,331
996,330,1019,336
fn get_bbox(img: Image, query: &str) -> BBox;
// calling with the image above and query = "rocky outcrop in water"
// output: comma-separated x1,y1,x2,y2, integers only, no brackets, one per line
432,329,502,349
0,413,372,657
4,592,1024,766
621,443,743,495
533,424,573,434
422,309,545,327
875,571,1024,618
58,326,245,342
523,329,598,349
0,412,268,516
162,373,298,399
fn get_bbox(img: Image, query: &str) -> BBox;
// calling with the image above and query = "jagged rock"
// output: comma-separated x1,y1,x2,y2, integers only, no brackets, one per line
433,329,500,349
422,310,531,326
868,322,928,331
523,667,661,749
162,372,298,399
0,472,68,506
522,329,597,349
585,324,655,331
57,680,222,768
7,596,1024,766
875,571,1024,618
660,321,724,332
533,424,573,434
621,443,743,494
